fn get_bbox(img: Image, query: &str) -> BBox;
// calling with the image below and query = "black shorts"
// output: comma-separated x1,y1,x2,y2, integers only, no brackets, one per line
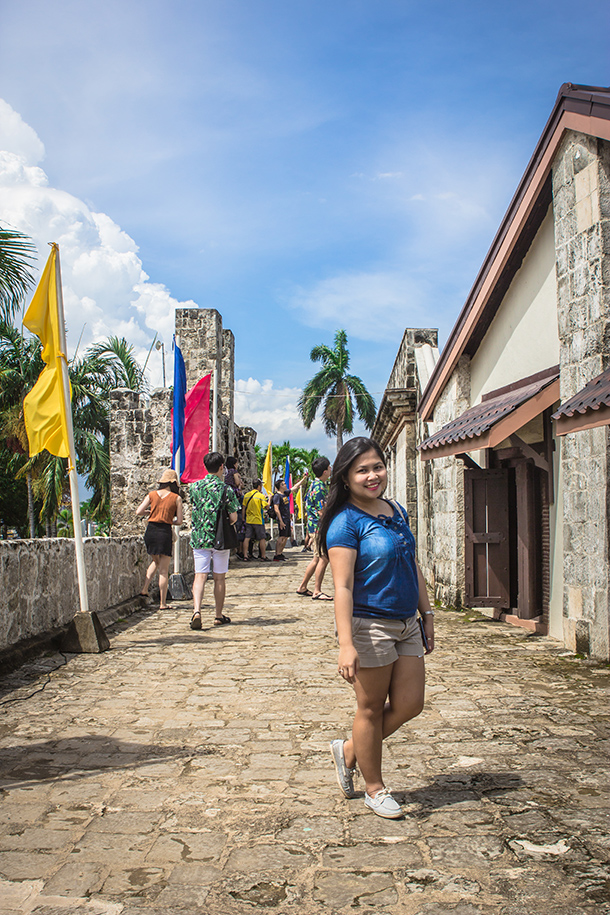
144,521,172,557
244,523,266,541
276,520,291,538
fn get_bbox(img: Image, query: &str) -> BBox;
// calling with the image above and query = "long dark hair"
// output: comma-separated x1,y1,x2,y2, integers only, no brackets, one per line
318,437,386,557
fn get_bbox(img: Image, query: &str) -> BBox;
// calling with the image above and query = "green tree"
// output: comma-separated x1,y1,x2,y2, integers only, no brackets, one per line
0,321,146,533
56,506,74,537
255,442,324,482
0,226,37,323
298,329,376,452
0,320,45,535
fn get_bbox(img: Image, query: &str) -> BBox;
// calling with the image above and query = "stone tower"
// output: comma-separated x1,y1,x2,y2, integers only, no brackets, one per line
109,308,257,536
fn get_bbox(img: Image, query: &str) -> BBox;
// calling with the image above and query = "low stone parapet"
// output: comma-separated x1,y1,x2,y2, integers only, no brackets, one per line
0,532,194,655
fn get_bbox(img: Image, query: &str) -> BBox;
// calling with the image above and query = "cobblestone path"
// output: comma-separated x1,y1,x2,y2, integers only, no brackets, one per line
1,550,609,914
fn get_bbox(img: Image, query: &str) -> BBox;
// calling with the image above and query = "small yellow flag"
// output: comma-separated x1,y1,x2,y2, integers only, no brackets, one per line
295,485,304,522
23,246,71,458
262,441,273,497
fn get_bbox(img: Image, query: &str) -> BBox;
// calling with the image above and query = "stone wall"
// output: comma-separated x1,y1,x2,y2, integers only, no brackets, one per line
110,308,258,539
236,426,258,490
553,131,610,659
109,388,173,537
1,536,179,653
424,355,471,609
175,308,224,393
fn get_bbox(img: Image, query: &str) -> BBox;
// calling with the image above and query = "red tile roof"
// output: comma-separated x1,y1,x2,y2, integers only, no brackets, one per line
419,371,559,457
552,367,610,434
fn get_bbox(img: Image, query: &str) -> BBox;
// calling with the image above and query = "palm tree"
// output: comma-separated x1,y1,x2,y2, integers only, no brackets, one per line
0,321,45,535
0,321,146,533
0,226,37,322
298,329,376,452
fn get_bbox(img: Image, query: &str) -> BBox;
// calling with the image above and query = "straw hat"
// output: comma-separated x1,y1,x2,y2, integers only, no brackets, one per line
158,468,178,484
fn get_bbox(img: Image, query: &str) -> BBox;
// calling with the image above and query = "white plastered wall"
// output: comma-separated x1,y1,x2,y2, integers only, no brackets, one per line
470,210,559,401
469,207,563,640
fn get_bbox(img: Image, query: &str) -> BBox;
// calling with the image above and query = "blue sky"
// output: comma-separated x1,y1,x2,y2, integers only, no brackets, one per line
0,0,608,454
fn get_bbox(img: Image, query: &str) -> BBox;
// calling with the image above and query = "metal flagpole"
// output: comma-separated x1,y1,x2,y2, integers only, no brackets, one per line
54,245,89,616
173,335,182,577
211,365,218,452
167,336,190,601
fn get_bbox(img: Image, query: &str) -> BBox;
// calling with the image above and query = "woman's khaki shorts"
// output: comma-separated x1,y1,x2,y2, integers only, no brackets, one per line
350,614,424,667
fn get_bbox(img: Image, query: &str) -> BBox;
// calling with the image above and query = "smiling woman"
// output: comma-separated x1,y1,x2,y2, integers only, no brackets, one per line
318,436,434,820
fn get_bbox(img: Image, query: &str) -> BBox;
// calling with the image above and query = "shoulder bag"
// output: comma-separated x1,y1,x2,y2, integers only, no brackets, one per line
214,485,238,551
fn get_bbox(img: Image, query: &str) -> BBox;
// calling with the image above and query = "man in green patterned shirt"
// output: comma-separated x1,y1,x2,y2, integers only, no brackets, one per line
296,456,332,600
189,452,240,630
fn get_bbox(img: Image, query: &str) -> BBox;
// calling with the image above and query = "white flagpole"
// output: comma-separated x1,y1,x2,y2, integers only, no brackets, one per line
212,365,218,452
54,245,89,615
173,335,182,575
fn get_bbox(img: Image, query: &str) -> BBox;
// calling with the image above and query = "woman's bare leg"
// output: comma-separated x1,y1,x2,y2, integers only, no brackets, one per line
141,557,159,595
158,555,171,608
382,654,425,738
343,655,425,793
346,664,394,797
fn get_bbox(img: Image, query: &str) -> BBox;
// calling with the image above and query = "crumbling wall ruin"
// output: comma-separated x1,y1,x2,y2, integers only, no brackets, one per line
110,308,258,536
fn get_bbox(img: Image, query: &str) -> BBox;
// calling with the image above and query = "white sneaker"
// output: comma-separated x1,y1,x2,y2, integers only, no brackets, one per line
329,739,357,798
364,788,403,819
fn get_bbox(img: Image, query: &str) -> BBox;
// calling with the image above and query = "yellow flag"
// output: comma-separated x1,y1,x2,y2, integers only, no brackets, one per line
295,486,303,521
262,441,273,496
23,246,71,458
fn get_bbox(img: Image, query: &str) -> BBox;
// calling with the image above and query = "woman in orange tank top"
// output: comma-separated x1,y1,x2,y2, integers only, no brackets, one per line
136,468,184,609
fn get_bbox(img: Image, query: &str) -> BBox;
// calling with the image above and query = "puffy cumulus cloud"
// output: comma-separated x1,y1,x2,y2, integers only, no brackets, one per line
286,270,427,343
0,100,45,165
0,99,196,388
234,377,331,454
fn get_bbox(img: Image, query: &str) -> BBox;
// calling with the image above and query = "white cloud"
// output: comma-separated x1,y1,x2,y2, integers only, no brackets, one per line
0,99,45,165
285,271,427,343
234,377,334,455
0,98,196,388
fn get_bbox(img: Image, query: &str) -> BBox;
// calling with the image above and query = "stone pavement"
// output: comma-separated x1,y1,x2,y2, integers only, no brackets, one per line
1,549,609,915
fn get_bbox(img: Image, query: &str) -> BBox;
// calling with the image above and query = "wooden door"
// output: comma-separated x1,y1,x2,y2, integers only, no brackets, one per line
464,468,511,610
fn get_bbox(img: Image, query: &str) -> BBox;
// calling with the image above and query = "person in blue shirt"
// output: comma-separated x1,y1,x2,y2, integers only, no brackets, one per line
318,437,435,819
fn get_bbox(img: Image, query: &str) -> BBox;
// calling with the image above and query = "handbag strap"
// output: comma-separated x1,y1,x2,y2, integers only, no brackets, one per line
391,499,408,525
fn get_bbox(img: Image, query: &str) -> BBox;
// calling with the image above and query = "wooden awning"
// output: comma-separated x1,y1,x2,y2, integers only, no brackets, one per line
552,366,610,435
418,370,560,460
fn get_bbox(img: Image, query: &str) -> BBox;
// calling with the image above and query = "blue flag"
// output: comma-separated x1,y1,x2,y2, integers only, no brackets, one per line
284,455,290,487
171,340,186,476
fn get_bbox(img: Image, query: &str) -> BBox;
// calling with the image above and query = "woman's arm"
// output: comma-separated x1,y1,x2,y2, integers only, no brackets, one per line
328,546,359,683
174,496,184,526
135,494,151,517
234,471,243,489
416,562,435,654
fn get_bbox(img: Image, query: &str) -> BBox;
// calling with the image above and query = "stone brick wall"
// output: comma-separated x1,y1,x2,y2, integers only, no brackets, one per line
373,328,438,578
236,426,258,490
1,534,195,653
175,308,223,393
110,308,258,538
109,389,173,537
553,131,610,659
423,355,471,609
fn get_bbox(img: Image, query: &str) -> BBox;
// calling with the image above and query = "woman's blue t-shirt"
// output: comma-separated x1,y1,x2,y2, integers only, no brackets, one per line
326,501,419,621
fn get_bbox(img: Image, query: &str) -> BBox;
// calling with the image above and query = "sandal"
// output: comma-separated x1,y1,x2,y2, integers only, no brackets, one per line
296,589,313,597
214,614,231,626
312,592,333,601
190,612,202,630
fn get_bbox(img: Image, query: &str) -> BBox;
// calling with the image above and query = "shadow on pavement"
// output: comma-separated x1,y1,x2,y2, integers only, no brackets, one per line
0,734,209,788
395,770,524,813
